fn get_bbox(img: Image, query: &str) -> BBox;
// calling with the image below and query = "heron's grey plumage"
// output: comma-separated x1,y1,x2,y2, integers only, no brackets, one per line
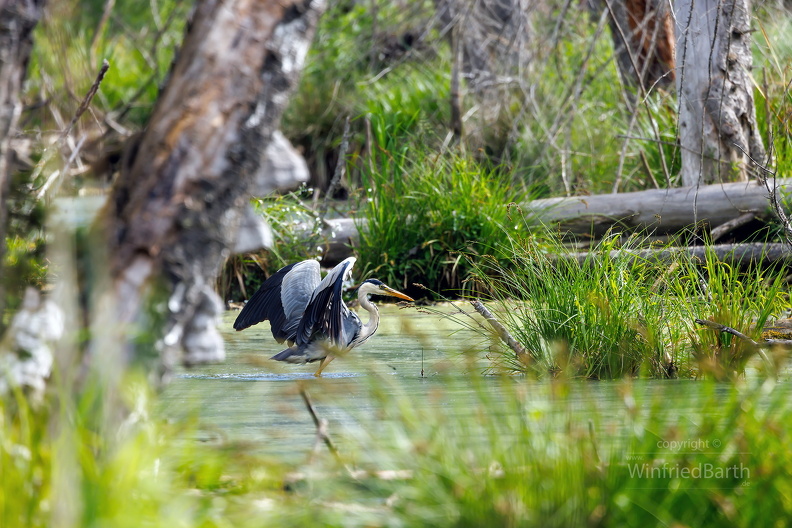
234,257,413,371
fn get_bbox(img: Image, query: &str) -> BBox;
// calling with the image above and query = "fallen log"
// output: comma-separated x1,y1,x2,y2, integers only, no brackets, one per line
311,179,791,264
524,179,789,237
567,242,792,266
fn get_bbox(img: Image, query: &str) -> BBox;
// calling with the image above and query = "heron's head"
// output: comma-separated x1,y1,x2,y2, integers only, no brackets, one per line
358,279,414,301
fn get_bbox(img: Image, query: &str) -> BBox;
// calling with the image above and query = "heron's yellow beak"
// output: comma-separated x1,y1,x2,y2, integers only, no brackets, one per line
380,284,415,301
383,287,414,302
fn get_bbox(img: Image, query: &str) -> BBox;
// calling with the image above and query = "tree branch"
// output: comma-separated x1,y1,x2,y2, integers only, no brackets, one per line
470,300,529,364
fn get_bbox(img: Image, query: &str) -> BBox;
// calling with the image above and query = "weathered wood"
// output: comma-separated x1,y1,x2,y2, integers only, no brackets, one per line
695,318,777,373
471,300,529,363
567,242,792,266
709,212,755,242
522,178,788,237
312,179,791,264
674,0,766,185
435,0,536,148
100,0,325,371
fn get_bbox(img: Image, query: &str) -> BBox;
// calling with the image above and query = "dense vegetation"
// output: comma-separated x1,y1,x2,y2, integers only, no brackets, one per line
5,365,792,527
3,0,792,527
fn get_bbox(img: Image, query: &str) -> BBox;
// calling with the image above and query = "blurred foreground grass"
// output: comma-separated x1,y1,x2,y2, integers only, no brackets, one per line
3,365,792,527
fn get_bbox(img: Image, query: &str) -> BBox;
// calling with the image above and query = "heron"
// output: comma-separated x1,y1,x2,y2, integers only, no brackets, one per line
233,257,414,376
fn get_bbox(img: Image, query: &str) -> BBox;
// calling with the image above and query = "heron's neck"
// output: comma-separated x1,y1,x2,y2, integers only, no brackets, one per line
358,293,380,341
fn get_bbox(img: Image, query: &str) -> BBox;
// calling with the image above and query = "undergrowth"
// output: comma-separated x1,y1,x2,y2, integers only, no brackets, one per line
4,366,792,527
456,227,790,380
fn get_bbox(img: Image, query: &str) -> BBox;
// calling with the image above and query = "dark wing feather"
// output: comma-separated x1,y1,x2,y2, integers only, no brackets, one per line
295,257,356,348
233,260,321,343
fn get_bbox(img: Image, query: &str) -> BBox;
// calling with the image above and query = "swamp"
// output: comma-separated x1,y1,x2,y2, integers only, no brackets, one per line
3,0,792,526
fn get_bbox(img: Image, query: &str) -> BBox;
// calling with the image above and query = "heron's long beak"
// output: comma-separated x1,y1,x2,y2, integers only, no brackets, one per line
383,286,414,302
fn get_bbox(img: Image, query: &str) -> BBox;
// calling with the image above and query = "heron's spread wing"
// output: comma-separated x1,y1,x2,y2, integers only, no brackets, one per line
295,257,357,348
233,260,321,343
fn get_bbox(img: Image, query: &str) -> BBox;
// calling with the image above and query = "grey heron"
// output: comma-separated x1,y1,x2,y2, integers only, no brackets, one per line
233,257,414,376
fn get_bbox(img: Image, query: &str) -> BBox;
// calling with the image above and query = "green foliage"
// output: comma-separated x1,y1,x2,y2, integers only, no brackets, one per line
671,247,788,380
5,368,792,527
253,192,326,271
356,126,527,296
219,192,326,301
282,0,447,179
26,0,188,129
343,375,792,527
461,227,789,379
467,232,678,378
2,168,47,323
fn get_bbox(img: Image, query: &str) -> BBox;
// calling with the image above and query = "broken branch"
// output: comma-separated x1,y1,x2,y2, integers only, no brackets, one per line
470,300,529,363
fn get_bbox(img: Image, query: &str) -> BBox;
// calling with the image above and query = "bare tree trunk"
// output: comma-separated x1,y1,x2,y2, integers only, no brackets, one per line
675,0,766,186
99,0,324,376
601,0,675,97
0,0,45,331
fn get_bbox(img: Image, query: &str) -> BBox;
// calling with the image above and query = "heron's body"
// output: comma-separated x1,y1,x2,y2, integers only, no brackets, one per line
233,257,413,375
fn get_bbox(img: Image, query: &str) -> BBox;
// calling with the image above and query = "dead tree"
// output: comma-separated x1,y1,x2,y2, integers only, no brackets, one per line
674,0,767,186
98,0,325,376
0,0,45,333
600,0,676,96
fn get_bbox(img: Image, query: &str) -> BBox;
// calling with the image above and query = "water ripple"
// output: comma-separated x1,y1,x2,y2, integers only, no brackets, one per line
176,371,362,382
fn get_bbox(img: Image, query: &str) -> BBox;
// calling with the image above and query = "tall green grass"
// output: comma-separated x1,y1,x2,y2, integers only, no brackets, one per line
5,366,792,527
340,373,792,527
673,246,788,379
356,123,528,296
462,228,789,379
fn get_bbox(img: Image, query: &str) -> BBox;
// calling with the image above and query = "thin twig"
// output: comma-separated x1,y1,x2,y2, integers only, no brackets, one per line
59,60,110,143
709,212,756,242
30,61,110,200
601,0,671,186
450,19,463,143
694,318,776,372
764,175,792,250
588,420,601,465
695,318,756,344
299,385,342,463
35,135,87,201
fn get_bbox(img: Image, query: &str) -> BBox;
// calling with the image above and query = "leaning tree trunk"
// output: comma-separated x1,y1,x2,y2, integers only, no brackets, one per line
675,0,766,186
99,0,324,377
0,0,45,333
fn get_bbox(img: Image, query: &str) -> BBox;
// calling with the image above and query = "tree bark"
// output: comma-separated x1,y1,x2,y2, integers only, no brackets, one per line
601,0,675,95
675,0,767,186
0,0,45,331
99,0,324,373
521,178,785,237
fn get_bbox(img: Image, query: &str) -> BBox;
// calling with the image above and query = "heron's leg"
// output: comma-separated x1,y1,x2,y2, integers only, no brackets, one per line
314,355,335,377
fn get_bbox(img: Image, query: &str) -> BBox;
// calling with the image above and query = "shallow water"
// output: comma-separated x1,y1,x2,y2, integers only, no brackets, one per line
162,304,468,457
160,304,786,461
